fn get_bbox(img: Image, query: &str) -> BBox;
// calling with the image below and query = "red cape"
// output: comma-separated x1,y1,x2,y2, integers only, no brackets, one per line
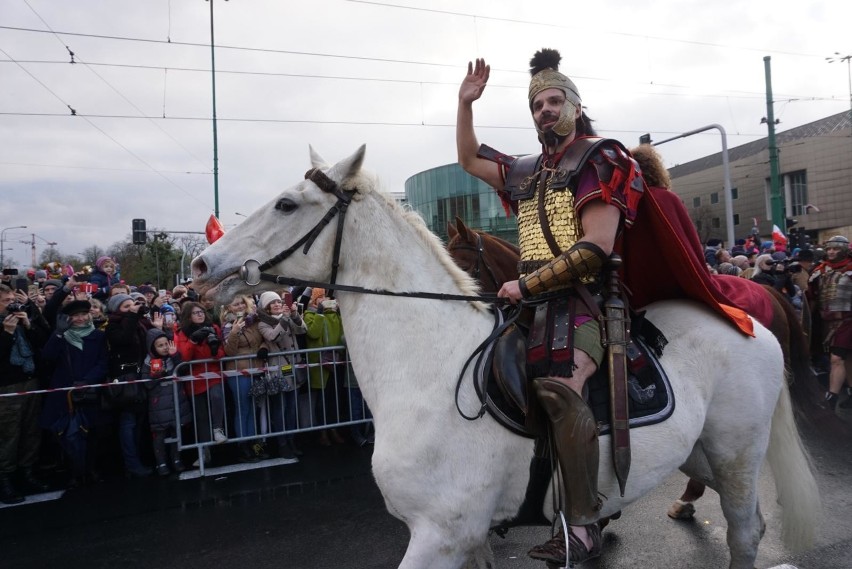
618,187,772,337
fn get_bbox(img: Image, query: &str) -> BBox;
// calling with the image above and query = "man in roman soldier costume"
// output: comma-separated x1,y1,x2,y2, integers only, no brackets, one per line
457,48,761,565
457,47,639,565
808,235,852,409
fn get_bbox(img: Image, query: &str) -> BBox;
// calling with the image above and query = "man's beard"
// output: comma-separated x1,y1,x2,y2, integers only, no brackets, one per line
542,128,567,149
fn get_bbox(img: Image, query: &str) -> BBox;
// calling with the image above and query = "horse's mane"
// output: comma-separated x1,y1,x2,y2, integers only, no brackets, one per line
361,183,483,300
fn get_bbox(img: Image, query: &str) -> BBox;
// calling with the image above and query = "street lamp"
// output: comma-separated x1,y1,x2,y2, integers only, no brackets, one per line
0,225,27,269
826,52,852,116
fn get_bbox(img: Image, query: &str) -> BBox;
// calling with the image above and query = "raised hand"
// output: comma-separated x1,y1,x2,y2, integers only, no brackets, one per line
459,58,490,104
168,340,177,356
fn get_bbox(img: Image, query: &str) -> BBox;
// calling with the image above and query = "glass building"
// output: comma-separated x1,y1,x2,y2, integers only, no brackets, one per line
405,162,518,244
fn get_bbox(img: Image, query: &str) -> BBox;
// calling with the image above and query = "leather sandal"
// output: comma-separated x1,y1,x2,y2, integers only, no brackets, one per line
528,522,602,565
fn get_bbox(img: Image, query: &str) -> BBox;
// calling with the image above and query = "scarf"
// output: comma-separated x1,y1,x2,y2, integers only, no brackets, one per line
10,326,35,374
64,322,96,351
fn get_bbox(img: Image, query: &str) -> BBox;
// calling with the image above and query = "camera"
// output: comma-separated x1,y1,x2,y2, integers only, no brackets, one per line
74,273,90,282
6,302,26,313
137,304,150,316
2,268,18,276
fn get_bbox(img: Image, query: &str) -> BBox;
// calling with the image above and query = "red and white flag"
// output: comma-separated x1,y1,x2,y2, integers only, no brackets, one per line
771,224,787,249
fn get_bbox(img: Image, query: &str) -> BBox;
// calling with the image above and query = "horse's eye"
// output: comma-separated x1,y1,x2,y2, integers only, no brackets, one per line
275,198,298,214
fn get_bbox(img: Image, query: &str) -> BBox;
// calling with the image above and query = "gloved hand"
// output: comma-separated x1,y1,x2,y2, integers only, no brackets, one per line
206,333,221,356
256,347,270,361
189,326,215,344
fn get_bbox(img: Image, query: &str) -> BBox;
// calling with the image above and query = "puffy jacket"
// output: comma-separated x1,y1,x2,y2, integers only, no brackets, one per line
174,325,225,396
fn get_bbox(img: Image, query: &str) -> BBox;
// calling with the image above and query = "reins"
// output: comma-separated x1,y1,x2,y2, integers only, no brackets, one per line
240,167,511,305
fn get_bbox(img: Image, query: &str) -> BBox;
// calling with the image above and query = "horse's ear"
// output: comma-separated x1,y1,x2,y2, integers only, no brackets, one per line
309,145,329,169
328,144,366,182
455,216,471,242
447,220,458,239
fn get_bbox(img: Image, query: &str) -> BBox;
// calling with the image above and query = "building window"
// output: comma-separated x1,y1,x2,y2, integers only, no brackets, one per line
710,192,719,204
733,214,740,225
693,197,701,208
711,217,721,228
731,187,738,200
788,170,807,216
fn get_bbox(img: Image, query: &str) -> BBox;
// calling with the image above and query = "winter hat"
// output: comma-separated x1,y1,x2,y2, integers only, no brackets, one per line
35,270,47,279
138,285,156,295
130,292,146,302
259,291,282,310
146,328,167,355
108,293,132,313
62,300,91,316
160,303,175,314
771,251,787,262
42,279,63,290
96,256,114,270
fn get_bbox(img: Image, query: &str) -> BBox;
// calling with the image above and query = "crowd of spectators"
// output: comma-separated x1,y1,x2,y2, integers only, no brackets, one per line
0,257,369,504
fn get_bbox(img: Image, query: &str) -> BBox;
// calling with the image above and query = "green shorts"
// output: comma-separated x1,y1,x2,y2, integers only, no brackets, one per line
574,319,604,367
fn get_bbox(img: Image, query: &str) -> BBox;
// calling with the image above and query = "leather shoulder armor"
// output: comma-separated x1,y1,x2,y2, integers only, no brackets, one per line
505,137,617,201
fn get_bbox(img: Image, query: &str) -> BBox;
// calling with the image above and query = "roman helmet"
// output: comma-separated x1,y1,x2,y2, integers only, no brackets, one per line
528,48,581,140
824,235,849,259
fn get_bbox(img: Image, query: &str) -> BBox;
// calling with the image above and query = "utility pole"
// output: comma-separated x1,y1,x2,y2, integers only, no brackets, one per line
763,56,785,233
207,0,227,220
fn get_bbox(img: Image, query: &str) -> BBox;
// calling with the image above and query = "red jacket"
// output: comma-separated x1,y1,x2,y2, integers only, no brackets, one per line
174,325,226,396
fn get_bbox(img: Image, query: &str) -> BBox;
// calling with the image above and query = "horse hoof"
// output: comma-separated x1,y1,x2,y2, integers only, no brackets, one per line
667,499,695,520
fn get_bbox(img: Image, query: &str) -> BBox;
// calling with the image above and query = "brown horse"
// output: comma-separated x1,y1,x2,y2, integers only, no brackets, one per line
446,215,843,520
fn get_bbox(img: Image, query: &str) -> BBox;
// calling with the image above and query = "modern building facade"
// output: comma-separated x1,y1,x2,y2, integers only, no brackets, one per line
405,162,518,244
668,111,852,248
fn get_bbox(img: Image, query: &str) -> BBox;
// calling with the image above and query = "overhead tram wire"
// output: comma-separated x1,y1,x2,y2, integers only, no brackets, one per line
0,110,774,138
0,59,829,104
20,0,211,173
0,47,211,210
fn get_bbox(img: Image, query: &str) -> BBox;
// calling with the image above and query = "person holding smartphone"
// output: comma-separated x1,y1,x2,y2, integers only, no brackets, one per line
0,283,51,503
222,294,267,462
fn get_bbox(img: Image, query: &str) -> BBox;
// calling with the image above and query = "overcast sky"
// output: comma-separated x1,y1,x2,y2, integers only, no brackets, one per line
1,0,850,269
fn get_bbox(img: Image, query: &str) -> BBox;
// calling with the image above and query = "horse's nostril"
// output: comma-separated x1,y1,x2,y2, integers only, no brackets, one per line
192,258,208,279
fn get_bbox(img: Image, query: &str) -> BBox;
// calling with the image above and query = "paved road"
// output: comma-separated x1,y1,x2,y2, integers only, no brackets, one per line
1,422,850,569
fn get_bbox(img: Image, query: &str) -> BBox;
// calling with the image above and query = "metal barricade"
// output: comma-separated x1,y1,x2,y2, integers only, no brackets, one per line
172,344,372,475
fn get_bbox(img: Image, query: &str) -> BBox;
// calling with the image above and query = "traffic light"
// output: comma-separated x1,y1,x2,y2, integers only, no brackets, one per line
132,218,147,244
785,218,798,232
639,133,652,145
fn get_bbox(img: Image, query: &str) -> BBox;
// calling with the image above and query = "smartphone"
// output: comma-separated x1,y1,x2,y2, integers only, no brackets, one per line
28,284,40,296
14,278,29,292
283,292,293,306
295,302,304,314
2,268,18,276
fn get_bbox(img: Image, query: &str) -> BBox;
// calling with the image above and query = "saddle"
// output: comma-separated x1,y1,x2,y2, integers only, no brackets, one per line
473,310,673,439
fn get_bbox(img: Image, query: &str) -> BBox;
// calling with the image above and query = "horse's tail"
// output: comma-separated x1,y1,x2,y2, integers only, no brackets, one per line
764,286,852,438
766,378,821,552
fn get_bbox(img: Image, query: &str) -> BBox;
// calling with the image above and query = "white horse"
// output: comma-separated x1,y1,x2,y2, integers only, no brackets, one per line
191,145,820,569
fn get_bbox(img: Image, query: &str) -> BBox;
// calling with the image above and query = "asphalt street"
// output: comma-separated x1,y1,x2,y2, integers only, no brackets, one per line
1,419,850,569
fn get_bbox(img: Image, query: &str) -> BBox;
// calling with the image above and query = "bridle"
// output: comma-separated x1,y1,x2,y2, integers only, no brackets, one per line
238,167,509,305
447,232,502,293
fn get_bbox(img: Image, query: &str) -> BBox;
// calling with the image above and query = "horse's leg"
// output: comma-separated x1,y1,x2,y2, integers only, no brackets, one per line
667,478,707,520
397,520,490,569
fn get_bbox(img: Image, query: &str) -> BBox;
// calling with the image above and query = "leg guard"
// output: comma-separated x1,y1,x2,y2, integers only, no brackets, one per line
534,377,602,525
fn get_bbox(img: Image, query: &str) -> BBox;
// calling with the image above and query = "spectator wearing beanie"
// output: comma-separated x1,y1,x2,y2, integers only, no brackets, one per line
89,256,120,301
105,292,159,478
256,290,307,460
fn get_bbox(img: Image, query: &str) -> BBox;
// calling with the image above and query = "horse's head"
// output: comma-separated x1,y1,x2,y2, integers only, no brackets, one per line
446,217,520,293
191,145,372,302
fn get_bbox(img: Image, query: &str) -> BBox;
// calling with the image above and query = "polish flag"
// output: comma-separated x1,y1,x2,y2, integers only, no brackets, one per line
772,224,787,250
205,215,225,244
